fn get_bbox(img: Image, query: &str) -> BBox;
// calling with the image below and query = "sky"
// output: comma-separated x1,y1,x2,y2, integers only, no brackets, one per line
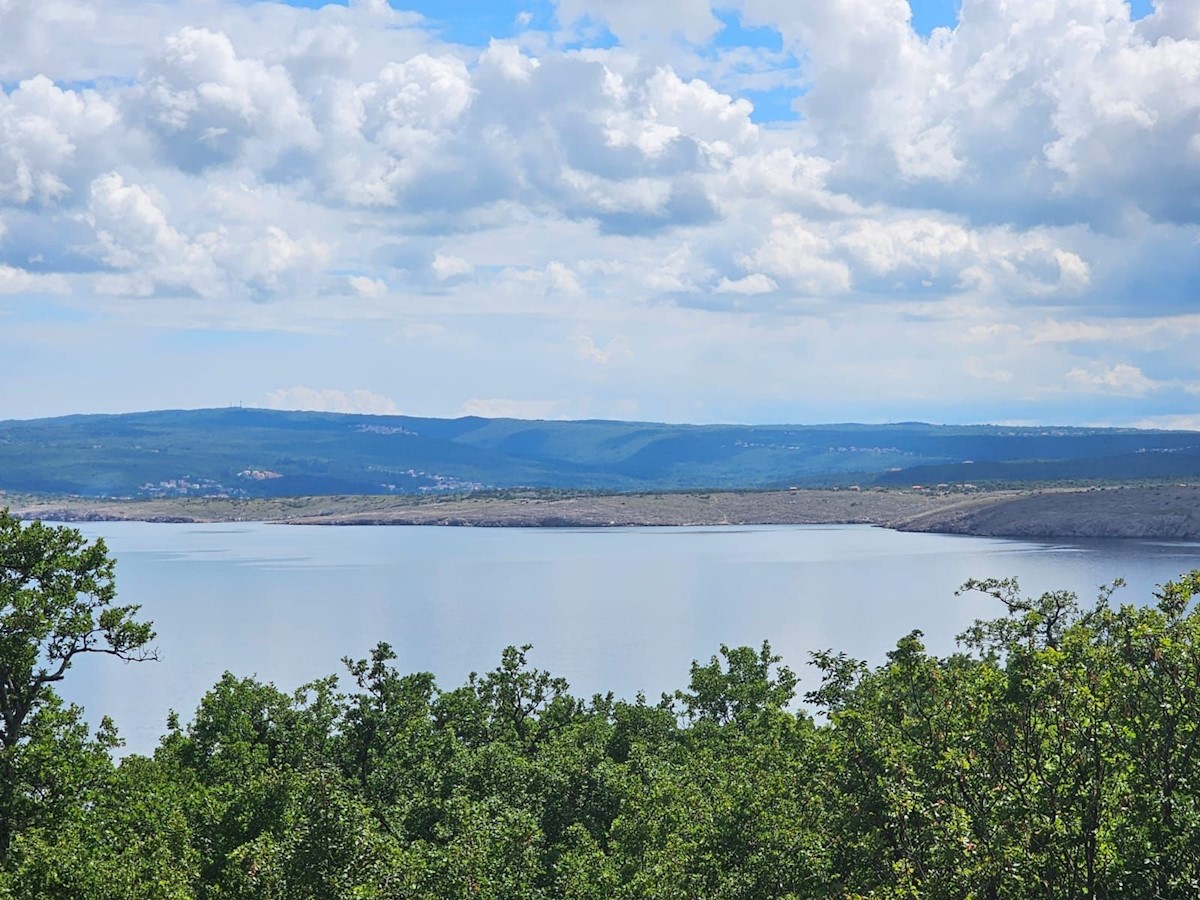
0,0,1197,427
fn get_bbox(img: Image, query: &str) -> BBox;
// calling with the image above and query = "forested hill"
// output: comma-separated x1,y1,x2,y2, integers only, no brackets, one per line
1,407,1198,498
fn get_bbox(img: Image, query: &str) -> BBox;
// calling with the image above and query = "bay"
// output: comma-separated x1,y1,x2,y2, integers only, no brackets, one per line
51,522,1200,756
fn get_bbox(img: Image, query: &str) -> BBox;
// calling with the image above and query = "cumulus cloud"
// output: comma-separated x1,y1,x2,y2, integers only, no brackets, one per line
728,211,1094,302
0,76,119,206
348,275,388,297
1065,362,1160,396
715,273,778,295
0,264,68,294
85,172,328,300
87,172,216,295
739,215,851,296
742,0,1200,227
608,67,758,154
134,27,318,171
262,387,401,415
431,253,474,281
307,52,476,206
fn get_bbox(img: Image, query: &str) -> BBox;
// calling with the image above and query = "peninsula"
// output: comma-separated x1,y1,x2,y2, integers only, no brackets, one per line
6,485,1200,542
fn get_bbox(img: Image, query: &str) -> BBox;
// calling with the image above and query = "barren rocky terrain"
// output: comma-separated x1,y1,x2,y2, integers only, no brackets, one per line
891,485,1200,541
0,488,944,527
5,485,1200,541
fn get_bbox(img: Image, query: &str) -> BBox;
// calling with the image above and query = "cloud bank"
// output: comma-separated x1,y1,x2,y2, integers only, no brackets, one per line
1,0,1197,425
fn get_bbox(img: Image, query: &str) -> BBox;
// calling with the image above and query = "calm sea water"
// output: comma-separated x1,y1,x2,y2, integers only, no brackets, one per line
51,522,1200,755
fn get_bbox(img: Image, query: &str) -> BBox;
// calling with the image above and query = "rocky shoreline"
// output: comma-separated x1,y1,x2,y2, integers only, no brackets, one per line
4,486,1200,542
891,485,1200,542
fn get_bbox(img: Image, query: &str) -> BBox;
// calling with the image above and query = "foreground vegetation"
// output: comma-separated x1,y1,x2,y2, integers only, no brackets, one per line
4,513,1200,897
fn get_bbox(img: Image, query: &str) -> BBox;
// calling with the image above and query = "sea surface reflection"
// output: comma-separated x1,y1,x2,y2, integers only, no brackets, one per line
52,522,1200,755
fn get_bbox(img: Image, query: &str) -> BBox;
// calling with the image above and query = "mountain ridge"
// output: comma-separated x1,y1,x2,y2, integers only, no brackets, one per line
1,407,1197,499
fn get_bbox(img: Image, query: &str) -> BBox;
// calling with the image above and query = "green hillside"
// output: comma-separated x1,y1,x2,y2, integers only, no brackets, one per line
1,408,1197,498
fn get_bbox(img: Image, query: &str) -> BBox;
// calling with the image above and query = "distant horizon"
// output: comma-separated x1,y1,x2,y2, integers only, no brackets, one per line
4,404,1198,434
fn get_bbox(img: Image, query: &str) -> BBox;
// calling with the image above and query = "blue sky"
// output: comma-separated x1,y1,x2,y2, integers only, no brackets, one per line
1,0,1197,427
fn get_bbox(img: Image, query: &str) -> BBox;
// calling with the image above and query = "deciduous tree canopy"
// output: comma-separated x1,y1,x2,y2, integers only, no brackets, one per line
0,511,154,863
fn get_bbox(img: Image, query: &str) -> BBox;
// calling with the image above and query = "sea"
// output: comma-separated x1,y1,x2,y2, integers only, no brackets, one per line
48,521,1200,755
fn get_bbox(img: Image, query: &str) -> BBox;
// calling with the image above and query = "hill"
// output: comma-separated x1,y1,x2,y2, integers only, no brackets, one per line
1,408,1198,498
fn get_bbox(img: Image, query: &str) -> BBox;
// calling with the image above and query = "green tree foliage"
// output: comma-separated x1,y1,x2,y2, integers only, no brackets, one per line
6,753,198,899
0,511,154,864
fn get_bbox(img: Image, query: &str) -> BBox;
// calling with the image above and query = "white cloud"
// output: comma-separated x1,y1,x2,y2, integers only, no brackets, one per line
262,387,401,415
135,27,317,170
893,122,964,183
431,253,474,281
216,225,324,295
0,264,68,294
348,275,388,297
728,149,858,215
85,172,327,300
741,0,1200,226
479,41,539,82
741,215,851,296
364,54,474,132
715,273,778,295
839,217,979,278
1131,414,1200,432
731,212,1093,300
1065,362,1159,396
0,76,119,206
310,52,475,206
640,67,757,150
88,172,215,293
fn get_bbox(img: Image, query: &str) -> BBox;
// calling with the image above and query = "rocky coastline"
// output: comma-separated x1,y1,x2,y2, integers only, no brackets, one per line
5,485,1200,542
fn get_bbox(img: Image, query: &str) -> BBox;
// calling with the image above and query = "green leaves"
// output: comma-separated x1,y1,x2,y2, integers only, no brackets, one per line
675,641,799,729
0,511,155,864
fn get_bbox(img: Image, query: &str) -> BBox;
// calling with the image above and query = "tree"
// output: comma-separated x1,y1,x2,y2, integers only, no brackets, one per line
674,641,798,729
0,511,155,861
